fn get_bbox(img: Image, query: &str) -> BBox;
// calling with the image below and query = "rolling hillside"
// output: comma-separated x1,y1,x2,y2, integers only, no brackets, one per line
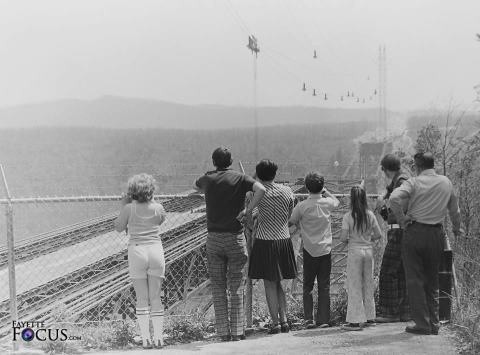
0,96,380,130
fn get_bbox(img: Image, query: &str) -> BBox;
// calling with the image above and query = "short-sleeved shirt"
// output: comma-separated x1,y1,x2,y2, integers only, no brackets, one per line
341,210,379,248
290,194,340,257
117,201,166,245
390,169,455,225
196,169,255,233
256,182,294,240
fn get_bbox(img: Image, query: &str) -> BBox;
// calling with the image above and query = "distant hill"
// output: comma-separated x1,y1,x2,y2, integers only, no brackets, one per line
0,96,380,129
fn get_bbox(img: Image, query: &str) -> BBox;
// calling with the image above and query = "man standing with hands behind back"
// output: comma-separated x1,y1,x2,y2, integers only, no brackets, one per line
390,152,463,335
194,147,265,341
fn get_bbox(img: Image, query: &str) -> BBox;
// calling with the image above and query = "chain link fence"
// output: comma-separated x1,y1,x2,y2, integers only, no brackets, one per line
0,164,384,352
0,192,208,334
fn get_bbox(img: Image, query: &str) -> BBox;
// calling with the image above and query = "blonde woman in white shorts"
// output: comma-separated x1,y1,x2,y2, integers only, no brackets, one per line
115,173,166,349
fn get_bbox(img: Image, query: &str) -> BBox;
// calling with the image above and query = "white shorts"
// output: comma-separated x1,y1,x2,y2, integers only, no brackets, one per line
128,242,165,279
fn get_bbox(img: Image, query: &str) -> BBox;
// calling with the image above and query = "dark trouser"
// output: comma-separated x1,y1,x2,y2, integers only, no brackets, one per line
378,228,409,318
402,223,444,332
206,232,248,336
303,249,331,325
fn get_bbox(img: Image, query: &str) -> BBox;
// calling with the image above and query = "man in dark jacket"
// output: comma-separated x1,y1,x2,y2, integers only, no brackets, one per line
376,154,410,323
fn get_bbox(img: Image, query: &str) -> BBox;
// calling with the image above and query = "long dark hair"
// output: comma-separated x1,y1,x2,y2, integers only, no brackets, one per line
350,185,370,233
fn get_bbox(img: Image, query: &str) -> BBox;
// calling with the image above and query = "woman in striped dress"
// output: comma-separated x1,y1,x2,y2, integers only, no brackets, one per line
248,159,297,334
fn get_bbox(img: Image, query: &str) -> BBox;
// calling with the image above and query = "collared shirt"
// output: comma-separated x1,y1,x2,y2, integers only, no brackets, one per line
390,169,458,225
289,194,340,257
256,182,294,241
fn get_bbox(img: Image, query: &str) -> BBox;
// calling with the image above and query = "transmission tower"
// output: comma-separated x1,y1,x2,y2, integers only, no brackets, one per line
378,45,387,136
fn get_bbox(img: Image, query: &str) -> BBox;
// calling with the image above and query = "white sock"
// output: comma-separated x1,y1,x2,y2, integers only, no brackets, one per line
150,309,164,346
136,307,150,344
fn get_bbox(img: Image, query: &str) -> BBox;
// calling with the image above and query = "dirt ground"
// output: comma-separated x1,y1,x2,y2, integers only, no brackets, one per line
83,322,458,355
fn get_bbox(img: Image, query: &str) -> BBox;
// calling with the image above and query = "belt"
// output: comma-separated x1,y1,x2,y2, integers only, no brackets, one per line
411,221,442,228
389,224,401,229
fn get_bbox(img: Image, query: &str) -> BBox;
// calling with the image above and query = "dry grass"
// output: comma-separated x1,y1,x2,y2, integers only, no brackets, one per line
451,235,480,354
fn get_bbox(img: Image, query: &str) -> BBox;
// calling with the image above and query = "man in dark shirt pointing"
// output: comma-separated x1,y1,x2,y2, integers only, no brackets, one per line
194,147,265,341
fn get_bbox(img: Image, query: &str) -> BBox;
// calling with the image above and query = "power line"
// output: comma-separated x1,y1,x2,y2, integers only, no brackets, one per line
262,49,304,82
289,1,378,100
224,0,251,35
221,0,379,106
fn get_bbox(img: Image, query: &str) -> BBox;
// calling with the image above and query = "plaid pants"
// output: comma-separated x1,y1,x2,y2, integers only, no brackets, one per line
378,228,409,318
206,232,248,336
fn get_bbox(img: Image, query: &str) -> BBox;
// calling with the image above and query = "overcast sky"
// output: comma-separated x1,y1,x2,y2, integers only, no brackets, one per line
0,0,479,111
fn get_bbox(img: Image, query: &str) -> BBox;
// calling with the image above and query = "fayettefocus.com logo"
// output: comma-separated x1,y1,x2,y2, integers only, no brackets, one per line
12,321,81,342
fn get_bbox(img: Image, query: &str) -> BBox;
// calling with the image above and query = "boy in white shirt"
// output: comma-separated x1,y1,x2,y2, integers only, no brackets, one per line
289,172,340,328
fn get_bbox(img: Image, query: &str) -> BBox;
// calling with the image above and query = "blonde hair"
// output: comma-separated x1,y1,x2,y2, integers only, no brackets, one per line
127,173,156,203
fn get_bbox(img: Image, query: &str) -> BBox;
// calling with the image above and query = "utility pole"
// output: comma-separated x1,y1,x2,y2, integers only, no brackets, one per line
378,45,387,137
247,35,260,161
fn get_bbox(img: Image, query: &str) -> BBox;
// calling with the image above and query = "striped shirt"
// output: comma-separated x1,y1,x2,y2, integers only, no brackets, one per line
256,182,294,241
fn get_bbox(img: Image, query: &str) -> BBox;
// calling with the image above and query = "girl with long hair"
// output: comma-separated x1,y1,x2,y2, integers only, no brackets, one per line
340,184,382,331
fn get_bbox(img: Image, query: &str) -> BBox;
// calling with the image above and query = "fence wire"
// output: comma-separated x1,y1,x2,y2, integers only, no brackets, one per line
0,194,207,335
0,160,381,198
0,188,384,352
